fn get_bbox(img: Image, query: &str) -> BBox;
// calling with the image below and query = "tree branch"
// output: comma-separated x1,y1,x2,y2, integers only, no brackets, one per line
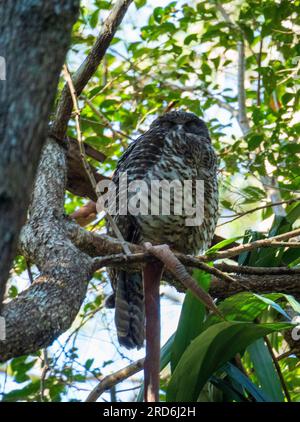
215,262,300,275
0,139,93,362
51,0,133,139
210,274,300,302
85,358,144,402
218,197,300,227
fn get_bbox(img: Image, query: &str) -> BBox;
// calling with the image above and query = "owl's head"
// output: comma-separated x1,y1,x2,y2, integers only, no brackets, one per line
150,110,210,139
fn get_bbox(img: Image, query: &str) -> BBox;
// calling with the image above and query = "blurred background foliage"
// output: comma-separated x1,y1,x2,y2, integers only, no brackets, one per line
1,0,300,402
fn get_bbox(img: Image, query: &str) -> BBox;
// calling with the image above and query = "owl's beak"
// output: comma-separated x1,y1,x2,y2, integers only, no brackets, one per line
175,124,184,133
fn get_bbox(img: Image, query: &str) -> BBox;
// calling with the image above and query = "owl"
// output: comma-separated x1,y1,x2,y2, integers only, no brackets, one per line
107,110,219,349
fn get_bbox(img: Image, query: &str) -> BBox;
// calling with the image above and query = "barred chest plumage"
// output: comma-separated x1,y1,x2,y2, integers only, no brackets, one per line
127,128,219,254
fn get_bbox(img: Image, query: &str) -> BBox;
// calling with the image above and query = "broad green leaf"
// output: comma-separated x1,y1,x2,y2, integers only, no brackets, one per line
247,338,285,402
253,293,291,320
222,362,272,402
170,271,209,372
202,292,282,331
167,321,292,402
206,236,242,254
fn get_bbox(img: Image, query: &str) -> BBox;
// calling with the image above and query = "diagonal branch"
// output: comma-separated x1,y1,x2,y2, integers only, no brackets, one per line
85,358,144,402
51,0,133,139
63,64,131,255
218,197,300,227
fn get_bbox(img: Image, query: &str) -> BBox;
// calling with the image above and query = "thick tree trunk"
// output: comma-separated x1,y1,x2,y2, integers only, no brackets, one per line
0,0,80,304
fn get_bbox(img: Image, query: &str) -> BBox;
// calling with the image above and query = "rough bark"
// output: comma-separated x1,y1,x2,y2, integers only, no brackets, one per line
0,139,93,361
210,275,300,302
0,0,80,304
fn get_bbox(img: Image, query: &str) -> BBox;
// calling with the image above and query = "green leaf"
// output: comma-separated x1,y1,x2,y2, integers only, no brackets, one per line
253,293,291,320
223,362,272,402
170,271,209,372
205,292,281,328
84,358,94,370
282,294,300,314
206,236,242,254
184,34,198,45
134,0,147,9
247,338,285,402
167,321,292,402
2,381,40,402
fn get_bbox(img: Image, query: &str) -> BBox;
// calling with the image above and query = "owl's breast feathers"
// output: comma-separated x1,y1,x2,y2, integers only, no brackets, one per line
109,125,218,255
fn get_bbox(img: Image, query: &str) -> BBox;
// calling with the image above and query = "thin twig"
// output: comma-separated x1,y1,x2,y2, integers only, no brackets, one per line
40,349,50,402
218,197,300,227
277,350,295,361
51,0,134,139
237,39,250,134
83,95,134,141
257,36,263,106
201,227,300,262
62,64,131,255
85,358,144,402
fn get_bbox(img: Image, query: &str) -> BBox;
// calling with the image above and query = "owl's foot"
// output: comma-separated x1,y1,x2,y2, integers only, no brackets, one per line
144,242,222,318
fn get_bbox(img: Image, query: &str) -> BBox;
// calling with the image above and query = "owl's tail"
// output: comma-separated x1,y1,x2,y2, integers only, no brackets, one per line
115,271,145,349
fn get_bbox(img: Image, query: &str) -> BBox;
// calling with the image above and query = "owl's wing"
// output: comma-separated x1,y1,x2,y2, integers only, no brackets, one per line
108,128,165,242
113,128,165,182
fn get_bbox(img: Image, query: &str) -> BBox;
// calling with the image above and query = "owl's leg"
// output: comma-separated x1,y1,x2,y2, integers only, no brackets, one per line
143,242,221,402
143,260,164,402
